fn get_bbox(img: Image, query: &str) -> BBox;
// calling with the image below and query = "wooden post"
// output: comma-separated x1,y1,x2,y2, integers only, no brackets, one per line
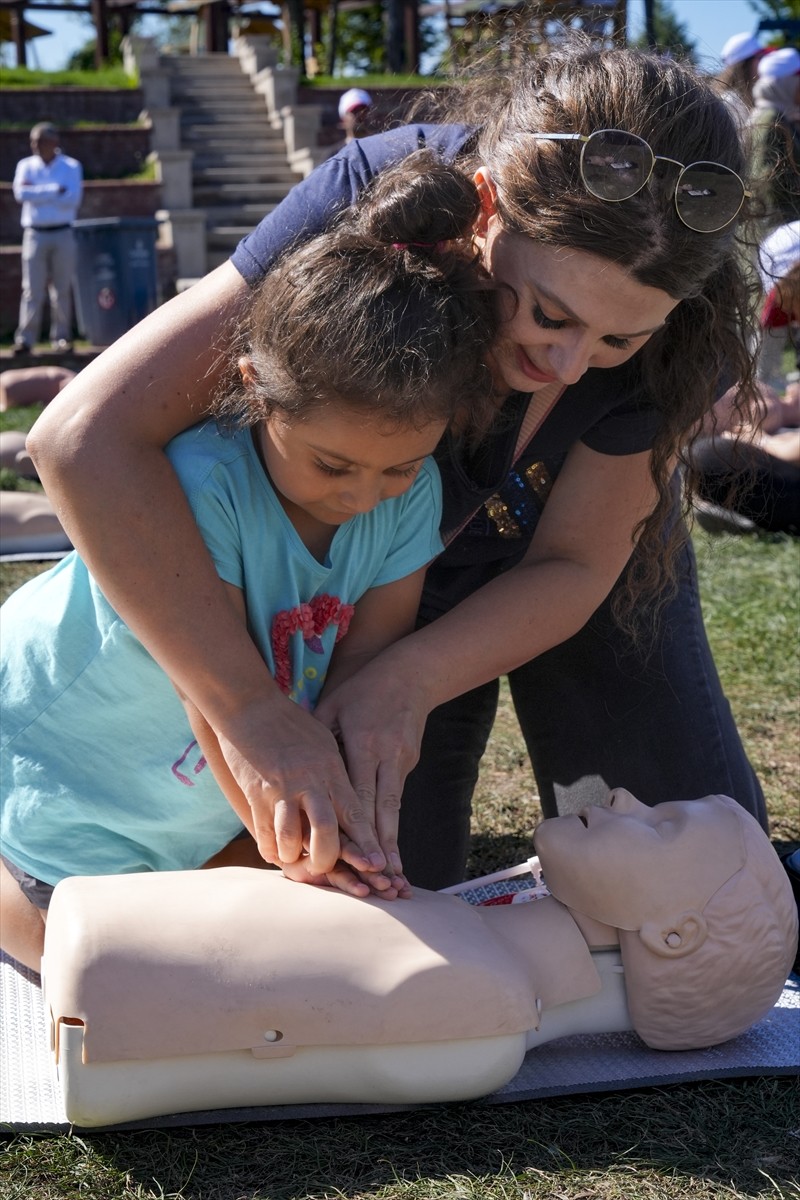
404,0,419,75
11,3,27,68
91,0,110,66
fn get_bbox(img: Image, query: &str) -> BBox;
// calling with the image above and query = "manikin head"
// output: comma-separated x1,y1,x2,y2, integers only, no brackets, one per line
533,789,798,1051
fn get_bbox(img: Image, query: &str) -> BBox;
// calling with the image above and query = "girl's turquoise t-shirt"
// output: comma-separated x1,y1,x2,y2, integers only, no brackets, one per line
0,421,443,885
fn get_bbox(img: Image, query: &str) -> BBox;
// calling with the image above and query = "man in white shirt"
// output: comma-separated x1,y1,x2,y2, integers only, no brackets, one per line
13,123,83,354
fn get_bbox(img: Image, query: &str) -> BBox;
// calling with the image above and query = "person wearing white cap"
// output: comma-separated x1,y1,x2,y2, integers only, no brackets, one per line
715,31,764,116
338,87,373,143
749,46,800,227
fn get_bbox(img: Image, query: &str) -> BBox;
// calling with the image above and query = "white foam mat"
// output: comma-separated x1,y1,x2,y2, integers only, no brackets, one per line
1,951,797,1132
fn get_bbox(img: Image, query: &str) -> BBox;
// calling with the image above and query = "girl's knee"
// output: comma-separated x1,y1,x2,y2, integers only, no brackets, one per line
0,859,47,972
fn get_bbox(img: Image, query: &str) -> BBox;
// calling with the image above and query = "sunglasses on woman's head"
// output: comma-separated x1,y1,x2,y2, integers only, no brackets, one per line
531,129,748,233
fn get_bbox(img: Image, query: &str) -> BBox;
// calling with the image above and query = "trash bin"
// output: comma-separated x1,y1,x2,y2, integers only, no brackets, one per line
73,217,159,347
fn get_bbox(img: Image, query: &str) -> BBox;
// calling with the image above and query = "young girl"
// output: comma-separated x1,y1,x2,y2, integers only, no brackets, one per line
0,155,497,971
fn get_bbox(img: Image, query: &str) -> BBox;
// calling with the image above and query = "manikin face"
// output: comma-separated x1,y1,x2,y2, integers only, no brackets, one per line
533,789,746,931
471,172,679,395
258,403,446,530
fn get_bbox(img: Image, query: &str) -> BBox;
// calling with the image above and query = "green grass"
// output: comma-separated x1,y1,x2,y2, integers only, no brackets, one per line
0,65,136,88
0,404,45,434
304,73,442,88
1,1077,798,1198
0,509,798,1199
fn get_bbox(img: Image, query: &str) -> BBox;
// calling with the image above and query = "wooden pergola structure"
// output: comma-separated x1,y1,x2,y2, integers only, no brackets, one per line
0,0,627,71
0,0,232,66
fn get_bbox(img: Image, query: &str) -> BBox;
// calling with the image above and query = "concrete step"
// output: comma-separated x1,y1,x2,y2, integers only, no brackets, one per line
166,54,243,71
161,52,296,273
171,90,259,106
181,121,278,137
207,225,260,245
193,183,295,204
184,141,286,158
192,153,290,168
187,133,286,149
171,87,264,100
169,78,253,91
194,166,298,183
202,203,279,223
177,102,270,120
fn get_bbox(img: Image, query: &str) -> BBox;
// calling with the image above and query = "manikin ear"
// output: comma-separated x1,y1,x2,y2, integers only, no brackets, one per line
472,166,498,238
638,911,708,959
239,355,256,388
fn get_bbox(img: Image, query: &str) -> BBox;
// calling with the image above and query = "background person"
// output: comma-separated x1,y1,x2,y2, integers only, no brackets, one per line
691,220,799,535
715,31,764,123
748,47,800,230
338,87,373,143
12,123,83,356
27,42,768,893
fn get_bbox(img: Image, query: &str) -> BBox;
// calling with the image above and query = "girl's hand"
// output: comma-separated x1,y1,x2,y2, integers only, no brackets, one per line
215,692,395,882
280,847,412,900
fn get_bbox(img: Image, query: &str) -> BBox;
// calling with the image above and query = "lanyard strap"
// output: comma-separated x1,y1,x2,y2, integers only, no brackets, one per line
443,382,564,547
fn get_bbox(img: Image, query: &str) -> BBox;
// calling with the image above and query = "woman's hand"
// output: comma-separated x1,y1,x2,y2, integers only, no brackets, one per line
314,645,433,877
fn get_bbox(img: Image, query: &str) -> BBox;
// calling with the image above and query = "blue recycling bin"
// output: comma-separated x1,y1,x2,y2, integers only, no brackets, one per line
73,217,159,347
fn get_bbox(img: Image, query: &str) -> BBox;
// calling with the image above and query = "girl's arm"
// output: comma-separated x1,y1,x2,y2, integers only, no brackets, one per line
180,574,425,897
27,263,389,879
315,442,658,809
175,581,401,895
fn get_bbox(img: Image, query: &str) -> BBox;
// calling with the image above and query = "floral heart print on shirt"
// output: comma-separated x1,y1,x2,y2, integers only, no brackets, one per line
271,594,355,698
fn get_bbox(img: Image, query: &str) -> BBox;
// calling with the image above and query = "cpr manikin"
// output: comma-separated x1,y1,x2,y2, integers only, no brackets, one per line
41,791,797,1126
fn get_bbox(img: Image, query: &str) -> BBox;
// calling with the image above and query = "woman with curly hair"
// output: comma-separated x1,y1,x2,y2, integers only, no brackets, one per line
23,39,767,895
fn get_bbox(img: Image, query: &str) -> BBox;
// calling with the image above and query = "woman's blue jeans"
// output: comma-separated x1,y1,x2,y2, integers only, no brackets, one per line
398,536,767,889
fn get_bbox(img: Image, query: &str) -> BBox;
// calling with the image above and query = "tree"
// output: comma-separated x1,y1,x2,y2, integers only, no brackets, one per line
745,0,800,21
316,3,439,75
633,0,698,61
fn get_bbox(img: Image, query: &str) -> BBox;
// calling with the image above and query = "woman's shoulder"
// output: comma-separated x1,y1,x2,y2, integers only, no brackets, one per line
232,124,476,283
349,123,475,168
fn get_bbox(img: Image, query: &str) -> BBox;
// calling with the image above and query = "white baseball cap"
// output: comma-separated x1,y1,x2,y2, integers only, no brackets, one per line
338,88,372,119
758,221,800,290
757,46,800,79
721,32,762,66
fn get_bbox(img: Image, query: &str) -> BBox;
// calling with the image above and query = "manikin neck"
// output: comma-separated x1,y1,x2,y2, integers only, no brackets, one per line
475,894,633,1050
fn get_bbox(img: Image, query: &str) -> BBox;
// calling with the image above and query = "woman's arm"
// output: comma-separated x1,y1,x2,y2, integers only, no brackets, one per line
27,263,389,878
321,565,430,886
323,566,429,695
316,442,658,807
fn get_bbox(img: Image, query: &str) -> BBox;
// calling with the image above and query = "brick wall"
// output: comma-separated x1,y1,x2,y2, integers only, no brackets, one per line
0,87,145,127
0,127,153,182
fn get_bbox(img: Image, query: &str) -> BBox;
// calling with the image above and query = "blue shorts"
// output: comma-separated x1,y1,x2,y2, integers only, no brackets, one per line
1,854,54,909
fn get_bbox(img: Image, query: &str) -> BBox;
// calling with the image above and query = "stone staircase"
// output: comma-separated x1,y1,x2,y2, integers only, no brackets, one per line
164,54,303,270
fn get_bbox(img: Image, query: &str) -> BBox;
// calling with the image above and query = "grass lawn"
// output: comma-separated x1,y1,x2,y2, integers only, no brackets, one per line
0,526,798,1200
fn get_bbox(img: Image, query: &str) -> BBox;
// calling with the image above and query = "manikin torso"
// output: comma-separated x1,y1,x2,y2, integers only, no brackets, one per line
41,867,631,1126
41,790,796,1127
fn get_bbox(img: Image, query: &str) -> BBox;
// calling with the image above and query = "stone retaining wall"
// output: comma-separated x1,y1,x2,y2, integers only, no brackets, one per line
0,87,145,127
0,126,152,182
